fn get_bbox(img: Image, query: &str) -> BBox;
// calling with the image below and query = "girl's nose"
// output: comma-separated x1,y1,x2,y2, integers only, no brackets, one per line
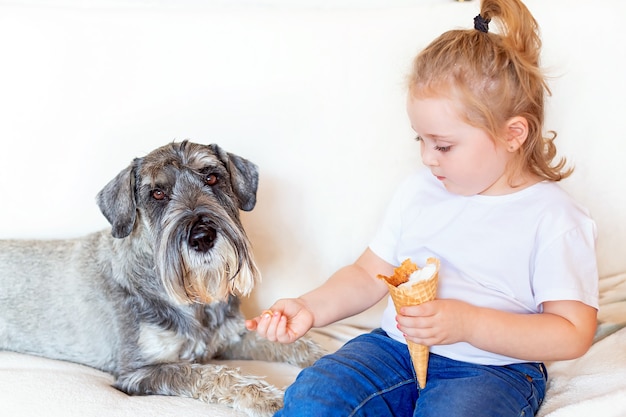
421,147,439,167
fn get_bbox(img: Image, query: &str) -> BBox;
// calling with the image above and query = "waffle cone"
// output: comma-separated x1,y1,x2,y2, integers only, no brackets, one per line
407,341,430,389
383,257,440,388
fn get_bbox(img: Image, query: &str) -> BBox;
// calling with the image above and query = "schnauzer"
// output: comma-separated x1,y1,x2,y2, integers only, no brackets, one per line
0,140,325,417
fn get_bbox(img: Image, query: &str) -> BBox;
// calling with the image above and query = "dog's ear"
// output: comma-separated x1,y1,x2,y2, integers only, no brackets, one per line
96,159,138,238
209,144,259,212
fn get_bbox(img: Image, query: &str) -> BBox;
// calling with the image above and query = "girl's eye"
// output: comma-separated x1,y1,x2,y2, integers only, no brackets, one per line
152,189,167,200
415,135,450,152
205,174,218,186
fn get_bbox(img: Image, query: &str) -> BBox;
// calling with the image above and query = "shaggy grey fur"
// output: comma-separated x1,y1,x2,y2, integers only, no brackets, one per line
0,140,325,417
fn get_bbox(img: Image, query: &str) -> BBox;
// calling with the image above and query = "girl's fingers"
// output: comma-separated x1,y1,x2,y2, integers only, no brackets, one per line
276,315,293,343
245,310,273,331
259,310,283,342
244,317,259,331
247,304,305,344
253,313,271,338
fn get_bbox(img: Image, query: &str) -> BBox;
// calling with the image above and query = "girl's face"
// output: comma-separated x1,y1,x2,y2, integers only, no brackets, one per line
406,94,515,196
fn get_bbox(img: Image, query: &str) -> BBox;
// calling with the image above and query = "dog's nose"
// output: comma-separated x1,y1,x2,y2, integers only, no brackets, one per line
189,221,217,253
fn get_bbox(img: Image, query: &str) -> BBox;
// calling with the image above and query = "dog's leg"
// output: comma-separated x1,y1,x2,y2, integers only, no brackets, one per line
115,362,282,417
218,330,327,368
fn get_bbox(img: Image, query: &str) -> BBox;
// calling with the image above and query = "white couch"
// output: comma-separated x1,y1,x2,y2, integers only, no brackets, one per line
1,0,625,416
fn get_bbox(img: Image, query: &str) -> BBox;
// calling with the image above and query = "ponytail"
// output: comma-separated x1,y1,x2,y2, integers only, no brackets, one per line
409,0,571,183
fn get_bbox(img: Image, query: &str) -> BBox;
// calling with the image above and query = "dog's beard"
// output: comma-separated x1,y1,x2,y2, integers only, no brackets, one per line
156,215,261,305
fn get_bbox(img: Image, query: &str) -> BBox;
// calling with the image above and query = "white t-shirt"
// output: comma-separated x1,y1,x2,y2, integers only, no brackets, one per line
371,168,599,366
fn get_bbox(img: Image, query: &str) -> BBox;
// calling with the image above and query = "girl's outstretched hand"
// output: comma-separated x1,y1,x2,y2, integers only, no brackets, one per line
245,298,315,344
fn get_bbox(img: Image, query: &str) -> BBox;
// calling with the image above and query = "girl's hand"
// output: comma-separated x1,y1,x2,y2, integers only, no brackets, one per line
245,298,315,344
396,299,475,346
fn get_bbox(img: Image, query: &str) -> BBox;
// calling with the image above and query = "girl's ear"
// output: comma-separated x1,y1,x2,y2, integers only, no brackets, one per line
505,116,529,152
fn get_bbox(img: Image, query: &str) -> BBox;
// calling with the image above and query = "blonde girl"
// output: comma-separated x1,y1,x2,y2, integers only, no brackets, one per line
247,0,598,415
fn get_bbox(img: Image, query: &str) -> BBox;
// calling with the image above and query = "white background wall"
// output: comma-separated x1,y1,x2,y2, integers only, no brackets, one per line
1,0,625,320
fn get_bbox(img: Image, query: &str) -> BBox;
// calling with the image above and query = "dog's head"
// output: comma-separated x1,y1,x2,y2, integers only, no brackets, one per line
96,140,261,305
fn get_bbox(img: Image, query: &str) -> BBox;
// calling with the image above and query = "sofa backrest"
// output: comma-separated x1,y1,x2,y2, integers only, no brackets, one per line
0,0,624,326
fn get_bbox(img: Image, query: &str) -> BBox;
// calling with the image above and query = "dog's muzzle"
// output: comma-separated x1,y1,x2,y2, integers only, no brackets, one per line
188,219,217,253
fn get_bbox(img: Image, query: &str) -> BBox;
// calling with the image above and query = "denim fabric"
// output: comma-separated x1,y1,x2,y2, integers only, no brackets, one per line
276,329,547,417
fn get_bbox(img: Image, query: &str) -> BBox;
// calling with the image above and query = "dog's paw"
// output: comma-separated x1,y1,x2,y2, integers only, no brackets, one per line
235,383,283,417
219,375,284,417
185,365,283,417
117,363,282,417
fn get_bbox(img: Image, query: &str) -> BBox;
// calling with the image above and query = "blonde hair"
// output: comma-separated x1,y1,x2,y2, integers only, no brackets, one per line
408,0,571,183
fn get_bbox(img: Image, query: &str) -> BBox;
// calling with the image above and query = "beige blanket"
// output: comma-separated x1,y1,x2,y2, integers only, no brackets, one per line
2,317,626,416
3,272,626,416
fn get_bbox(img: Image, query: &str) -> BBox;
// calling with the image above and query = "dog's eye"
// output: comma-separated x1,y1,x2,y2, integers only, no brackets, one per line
152,189,167,201
205,174,218,186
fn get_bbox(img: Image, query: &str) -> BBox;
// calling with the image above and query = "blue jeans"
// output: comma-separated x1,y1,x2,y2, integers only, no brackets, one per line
276,329,547,417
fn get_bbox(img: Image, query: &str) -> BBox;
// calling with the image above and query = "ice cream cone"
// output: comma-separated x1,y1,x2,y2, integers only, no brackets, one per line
406,341,430,390
382,257,440,389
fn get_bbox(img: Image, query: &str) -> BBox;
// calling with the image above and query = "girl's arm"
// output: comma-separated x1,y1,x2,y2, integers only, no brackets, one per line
398,298,597,361
300,248,392,328
246,248,391,343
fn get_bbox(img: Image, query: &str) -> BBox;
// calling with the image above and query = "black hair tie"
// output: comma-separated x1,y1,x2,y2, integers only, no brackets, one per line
474,14,491,33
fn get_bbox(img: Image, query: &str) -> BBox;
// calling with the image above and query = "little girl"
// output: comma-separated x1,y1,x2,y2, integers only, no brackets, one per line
246,0,598,415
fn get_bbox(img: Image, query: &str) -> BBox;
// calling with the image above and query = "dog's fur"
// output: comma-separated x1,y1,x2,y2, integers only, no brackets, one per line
0,140,325,417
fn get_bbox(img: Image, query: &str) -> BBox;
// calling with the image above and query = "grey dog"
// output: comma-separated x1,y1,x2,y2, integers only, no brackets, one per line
0,140,324,417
